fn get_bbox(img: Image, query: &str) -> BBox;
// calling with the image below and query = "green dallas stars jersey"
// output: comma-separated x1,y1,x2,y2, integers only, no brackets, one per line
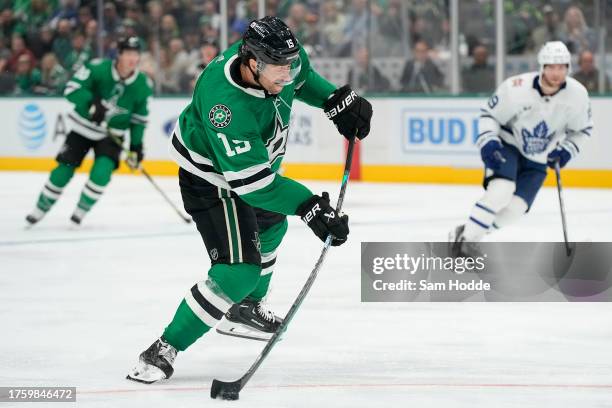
63,58,153,146
170,41,337,215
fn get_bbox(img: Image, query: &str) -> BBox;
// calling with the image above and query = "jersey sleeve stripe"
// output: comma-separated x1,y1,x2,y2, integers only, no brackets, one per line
173,124,215,166
168,134,231,189
171,134,217,174
67,112,107,140
63,81,81,95
223,163,270,181
232,173,276,196
561,139,580,156
479,113,495,120
477,130,493,139
227,167,273,189
68,112,105,133
568,140,580,153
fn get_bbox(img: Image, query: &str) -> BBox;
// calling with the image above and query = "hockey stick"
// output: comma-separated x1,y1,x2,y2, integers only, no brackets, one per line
138,166,192,224
110,135,191,224
553,160,571,256
210,136,358,401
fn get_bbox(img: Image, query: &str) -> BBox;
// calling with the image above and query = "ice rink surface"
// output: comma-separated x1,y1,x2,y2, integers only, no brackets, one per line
1,171,611,408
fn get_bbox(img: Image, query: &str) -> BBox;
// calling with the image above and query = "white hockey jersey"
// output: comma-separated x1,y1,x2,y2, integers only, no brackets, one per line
477,71,592,164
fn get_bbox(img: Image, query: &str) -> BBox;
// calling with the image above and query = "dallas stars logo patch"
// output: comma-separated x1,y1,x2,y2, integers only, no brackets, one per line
209,104,231,128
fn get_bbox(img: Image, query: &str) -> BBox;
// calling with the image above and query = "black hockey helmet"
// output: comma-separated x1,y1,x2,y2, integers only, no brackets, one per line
117,36,142,54
239,16,300,66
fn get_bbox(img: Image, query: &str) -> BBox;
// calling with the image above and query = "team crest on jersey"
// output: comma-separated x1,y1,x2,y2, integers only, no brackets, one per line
521,121,555,154
209,104,232,128
265,118,289,163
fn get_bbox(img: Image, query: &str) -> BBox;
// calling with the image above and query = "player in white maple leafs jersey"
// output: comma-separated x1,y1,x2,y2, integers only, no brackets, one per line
450,41,593,255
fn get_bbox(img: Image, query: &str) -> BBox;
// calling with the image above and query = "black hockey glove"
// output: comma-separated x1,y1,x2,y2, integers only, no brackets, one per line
324,85,372,140
90,98,108,125
127,144,144,170
297,192,349,246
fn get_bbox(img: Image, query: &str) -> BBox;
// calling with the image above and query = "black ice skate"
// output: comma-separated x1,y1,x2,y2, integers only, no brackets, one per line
25,207,46,227
216,298,283,341
69,208,87,226
449,224,484,259
126,337,177,384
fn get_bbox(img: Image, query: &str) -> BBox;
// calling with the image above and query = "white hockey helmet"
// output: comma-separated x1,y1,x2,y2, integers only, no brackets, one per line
537,41,571,74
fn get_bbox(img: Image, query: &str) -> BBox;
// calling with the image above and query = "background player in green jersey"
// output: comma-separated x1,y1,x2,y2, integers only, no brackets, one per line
127,17,373,384
25,37,153,226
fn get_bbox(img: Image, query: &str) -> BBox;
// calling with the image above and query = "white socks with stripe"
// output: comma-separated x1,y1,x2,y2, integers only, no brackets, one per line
463,178,515,241
492,195,528,229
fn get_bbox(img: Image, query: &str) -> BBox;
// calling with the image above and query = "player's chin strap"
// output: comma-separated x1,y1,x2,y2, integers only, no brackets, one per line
248,60,282,98
248,62,267,89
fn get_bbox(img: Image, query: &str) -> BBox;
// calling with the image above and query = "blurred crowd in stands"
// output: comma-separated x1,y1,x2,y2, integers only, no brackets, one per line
0,0,609,96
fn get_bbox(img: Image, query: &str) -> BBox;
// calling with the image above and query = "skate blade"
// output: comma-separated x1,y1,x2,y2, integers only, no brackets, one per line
126,362,166,384
215,321,282,342
69,220,82,229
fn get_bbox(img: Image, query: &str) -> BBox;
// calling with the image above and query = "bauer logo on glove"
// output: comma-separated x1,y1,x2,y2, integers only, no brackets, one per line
297,192,349,246
301,202,321,223
324,85,373,140
324,89,357,119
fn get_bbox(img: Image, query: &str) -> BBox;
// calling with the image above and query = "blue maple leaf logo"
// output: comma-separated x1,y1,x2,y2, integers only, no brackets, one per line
521,128,532,140
521,121,554,154
533,121,548,139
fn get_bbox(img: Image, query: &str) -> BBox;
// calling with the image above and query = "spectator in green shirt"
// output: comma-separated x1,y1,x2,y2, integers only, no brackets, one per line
14,52,40,94
34,51,66,95
51,18,72,66
15,0,52,38
64,31,90,74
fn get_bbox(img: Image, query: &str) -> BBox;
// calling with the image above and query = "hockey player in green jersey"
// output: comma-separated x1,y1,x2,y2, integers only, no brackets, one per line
127,16,373,384
25,37,153,226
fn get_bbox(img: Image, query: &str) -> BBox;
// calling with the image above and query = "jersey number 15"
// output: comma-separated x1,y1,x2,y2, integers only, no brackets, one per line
218,133,251,157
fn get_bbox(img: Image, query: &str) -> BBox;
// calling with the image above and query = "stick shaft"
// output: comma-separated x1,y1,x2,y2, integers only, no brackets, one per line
554,161,571,255
109,135,190,223
234,136,358,390
140,167,191,222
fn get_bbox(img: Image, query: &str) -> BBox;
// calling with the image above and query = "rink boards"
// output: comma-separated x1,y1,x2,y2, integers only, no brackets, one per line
0,96,611,187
